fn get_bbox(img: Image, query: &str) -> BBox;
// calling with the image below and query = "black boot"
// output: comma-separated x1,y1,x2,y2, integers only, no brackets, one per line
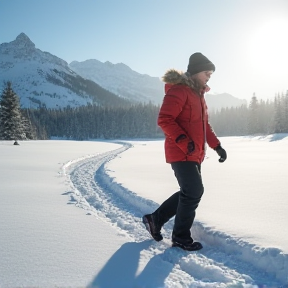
172,235,203,251
142,212,164,242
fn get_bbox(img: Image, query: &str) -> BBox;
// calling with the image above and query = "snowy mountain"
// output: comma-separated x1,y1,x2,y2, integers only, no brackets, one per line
69,59,164,105
0,33,129,109
0,33,247,110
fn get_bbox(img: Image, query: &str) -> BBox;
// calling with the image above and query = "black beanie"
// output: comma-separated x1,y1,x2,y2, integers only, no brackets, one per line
187,52,215,75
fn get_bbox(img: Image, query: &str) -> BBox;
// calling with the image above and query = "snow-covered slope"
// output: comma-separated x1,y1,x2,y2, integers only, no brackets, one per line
0,33,128,109
69,59,164,105
0,137,287,287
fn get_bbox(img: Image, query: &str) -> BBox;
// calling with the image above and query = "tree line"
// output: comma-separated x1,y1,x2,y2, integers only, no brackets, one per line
1,82,287,141
22,103,162,140
209,92,288,136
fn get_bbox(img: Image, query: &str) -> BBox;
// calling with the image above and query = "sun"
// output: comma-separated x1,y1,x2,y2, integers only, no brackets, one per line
247,18,288,76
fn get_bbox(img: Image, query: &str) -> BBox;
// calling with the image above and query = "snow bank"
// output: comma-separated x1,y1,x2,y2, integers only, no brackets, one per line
193,223,288,284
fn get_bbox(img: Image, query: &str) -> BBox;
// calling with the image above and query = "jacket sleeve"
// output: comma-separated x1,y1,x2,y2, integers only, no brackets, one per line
202,97,220,149
158,86,192,152
206,119,220,149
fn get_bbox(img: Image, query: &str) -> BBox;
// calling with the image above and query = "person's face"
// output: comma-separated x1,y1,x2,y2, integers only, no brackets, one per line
193,70,213,86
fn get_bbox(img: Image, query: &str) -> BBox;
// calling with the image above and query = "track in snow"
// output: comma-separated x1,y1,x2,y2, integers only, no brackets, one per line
63,141,285,288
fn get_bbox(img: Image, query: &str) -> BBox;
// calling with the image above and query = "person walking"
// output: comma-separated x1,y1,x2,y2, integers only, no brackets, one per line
143,52,227,251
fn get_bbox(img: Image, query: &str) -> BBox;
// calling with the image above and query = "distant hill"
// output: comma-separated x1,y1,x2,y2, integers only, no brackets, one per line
69,59,164,105
205,93,247,111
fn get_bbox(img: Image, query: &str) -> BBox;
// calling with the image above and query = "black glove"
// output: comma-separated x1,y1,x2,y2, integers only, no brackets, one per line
215,145,227,163
187,141,195,154
176,134,194,155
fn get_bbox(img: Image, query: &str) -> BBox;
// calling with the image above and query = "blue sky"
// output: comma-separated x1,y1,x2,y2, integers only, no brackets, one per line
1,0,288,101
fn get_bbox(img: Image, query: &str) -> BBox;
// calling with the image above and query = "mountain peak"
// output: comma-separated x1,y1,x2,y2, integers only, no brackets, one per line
14,32,35,49
16,32,31,41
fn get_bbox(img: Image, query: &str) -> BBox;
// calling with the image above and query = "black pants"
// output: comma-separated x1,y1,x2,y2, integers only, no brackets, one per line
155,161,204,240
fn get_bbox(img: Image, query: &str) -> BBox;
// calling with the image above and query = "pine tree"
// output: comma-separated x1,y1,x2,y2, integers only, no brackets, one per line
21,109,37,139
248,93,260,135
0,82,26,140
273,94,283,133
284,91,288,132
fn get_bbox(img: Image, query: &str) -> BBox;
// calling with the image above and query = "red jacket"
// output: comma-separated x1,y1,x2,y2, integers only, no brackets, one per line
158,69,220,164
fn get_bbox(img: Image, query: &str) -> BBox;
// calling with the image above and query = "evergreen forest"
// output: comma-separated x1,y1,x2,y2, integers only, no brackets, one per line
1,82,288,141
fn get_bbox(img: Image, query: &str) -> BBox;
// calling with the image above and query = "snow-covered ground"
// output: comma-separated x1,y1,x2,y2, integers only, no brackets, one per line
0,136,287,288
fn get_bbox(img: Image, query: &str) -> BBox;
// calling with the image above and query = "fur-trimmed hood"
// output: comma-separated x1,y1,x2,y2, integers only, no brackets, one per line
162,69,210,94
162,69,195,88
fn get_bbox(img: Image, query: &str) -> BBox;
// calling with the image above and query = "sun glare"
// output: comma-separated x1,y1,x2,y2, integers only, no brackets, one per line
247,18,288,76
